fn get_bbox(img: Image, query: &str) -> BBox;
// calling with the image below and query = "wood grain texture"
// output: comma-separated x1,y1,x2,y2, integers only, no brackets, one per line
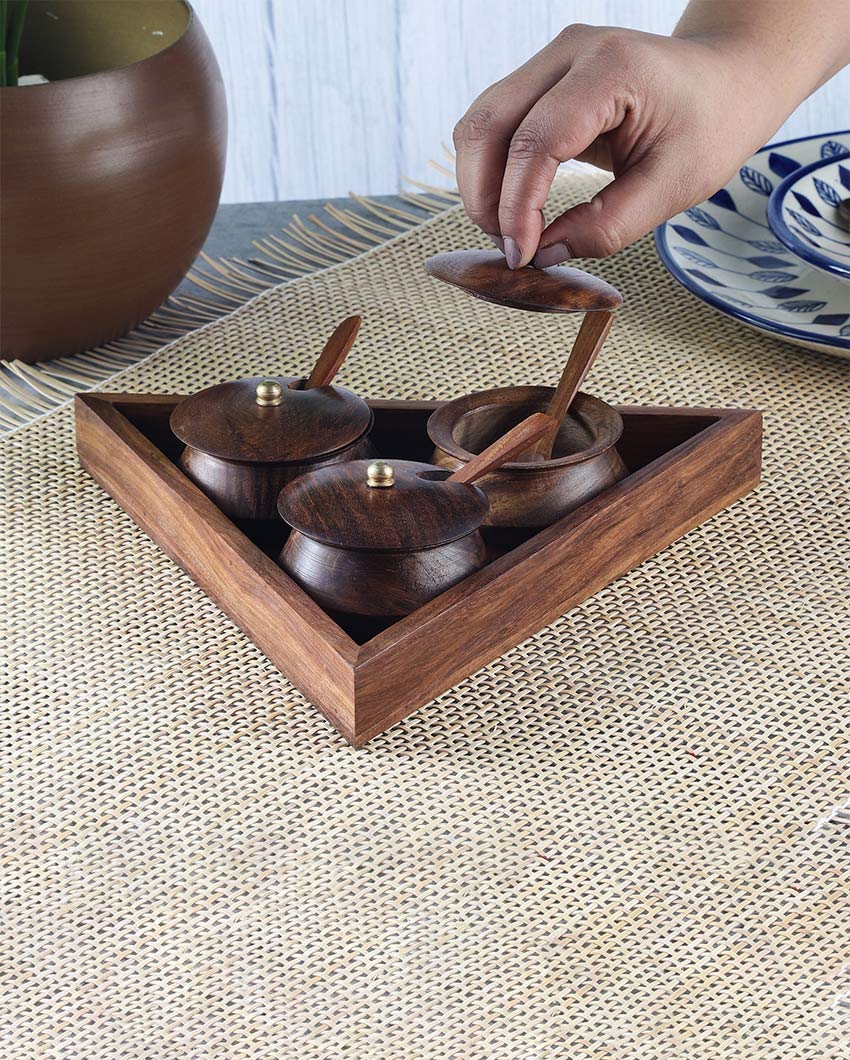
76,392,762,745
447,413,554,483
304,316,362,389
170,377,372,463
355,406,762,743
525,311,615,459
192,0,849,202
278,459,488,551
169,374,374,520
177,435,375,522
280,529,487,617
429,387,627,530
425,251,623,313
75,393,360,741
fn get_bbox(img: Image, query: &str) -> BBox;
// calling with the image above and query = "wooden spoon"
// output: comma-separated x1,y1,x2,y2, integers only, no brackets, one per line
448,413,554,484
302,315,362,389
522,310,615,461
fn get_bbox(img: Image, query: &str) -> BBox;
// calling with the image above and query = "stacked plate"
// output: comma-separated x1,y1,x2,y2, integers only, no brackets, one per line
655,130,850,357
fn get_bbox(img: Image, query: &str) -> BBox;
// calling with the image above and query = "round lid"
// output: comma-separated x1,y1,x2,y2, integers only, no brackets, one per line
278,459,489,552
169,376,372,464
425,249,623,313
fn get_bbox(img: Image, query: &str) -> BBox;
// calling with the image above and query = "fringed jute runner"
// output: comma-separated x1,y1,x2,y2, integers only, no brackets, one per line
2,170,848,1058
0,171,457,431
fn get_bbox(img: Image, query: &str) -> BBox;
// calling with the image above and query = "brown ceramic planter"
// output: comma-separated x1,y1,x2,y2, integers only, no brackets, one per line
428,385,628,532
0,1,226,363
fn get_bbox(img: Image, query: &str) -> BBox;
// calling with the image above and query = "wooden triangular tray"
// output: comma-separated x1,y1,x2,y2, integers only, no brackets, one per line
76,394,761,745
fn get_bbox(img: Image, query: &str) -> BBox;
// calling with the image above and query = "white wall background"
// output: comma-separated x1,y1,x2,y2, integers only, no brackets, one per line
192,0,850,204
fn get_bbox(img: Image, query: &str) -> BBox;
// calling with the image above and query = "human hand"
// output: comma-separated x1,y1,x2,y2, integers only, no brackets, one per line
453,6,850,267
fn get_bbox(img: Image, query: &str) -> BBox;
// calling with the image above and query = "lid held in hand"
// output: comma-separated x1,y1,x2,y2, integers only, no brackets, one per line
425,249,623,313
277,459,489,552
170,376,372,464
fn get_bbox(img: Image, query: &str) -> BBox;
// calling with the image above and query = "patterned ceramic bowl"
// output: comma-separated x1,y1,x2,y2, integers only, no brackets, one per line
655,130,850,358
767,154,850,281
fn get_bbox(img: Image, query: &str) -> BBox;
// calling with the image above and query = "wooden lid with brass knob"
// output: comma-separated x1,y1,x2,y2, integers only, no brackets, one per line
169,375,372,465
169,315,370,465
278,413,552,552
278,459,489,552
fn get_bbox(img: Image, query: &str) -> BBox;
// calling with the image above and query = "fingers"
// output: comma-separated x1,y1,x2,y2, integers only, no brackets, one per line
454,103,515,241
532,154,683,262
455,25,676,265
453,27,588,241
495,84,607,268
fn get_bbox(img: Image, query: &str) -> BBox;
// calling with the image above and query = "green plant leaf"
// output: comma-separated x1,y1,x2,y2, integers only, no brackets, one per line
6,0,27,85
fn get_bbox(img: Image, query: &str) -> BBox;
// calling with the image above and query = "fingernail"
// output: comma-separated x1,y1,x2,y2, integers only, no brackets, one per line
533,242,572,269
503,236,522,270
486,232,505,253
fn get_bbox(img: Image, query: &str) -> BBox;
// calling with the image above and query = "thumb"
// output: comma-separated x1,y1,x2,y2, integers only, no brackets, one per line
533,158,681,263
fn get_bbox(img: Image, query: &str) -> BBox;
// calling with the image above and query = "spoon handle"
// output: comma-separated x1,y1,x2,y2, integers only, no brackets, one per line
303,315,362,389
524,309,614,460
448,413,554,484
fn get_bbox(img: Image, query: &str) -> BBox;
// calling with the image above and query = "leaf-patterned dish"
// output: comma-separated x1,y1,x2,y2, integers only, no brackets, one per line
767,154,850,281
655,130,850,357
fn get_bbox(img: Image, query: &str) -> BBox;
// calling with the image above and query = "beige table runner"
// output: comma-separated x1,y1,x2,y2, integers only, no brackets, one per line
2,171,848,1058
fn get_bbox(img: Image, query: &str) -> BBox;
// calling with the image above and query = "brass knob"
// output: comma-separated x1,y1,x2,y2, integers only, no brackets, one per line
255,380,283,406
366,460,394,488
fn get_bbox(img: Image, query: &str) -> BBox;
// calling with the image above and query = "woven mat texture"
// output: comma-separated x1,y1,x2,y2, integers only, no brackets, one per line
2,171,848,1058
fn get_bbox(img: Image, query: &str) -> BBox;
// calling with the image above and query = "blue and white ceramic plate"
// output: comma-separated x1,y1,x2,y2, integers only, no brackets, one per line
767,153,850,280
655,130,850,357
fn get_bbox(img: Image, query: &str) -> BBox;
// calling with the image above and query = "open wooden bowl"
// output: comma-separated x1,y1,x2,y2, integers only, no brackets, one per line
428,385,627,532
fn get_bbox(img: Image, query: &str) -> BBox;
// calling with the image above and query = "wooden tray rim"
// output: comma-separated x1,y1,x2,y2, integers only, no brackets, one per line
75,391,762,745
77,390,759,666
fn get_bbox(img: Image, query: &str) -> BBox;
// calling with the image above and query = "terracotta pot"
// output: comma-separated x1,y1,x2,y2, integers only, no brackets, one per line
0,0,226,363
428,386,628,533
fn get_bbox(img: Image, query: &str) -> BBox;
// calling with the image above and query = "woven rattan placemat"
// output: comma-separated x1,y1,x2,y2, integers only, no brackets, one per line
2,171,848,1058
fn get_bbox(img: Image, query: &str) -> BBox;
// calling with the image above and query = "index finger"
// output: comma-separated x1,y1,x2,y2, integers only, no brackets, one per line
497,72,613,267
453,32,583,239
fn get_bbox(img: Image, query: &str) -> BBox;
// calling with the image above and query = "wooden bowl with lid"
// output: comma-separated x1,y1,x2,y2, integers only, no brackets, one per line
277,415,552,617
425,249,628,533
428,385,627,532
170,316,374,520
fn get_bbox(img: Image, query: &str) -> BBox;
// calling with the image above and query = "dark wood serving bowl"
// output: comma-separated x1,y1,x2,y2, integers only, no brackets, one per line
178,437,377,524
427,386,627,532
278,459,490,618
171,375,375,521
280,525,488,619
0,0,226,362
